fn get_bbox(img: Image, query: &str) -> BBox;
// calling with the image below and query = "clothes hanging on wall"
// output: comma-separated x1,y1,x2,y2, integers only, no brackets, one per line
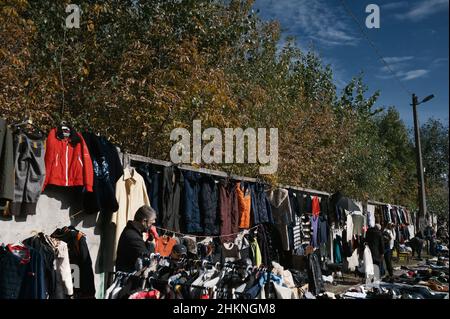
161,166,183,232
136,163,162,222
199,175,220,235
10,127,46,216
236,182,251,229
43,126,94,192
288,191,302,252
218,179,239,243
319,196,330,218
311,196,320,217
352,212,365,237
82,132,122,215
112,167,150,266
318,215,328,246
181,171,203,234
250,183,273,225
0,118,15,214
311,215,319,248
266,188,292,251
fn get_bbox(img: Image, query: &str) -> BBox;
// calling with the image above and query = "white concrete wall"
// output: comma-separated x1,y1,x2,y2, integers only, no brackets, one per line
0,186,106,299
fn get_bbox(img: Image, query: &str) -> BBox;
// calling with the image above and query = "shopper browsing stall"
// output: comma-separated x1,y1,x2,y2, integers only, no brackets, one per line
116,205,156,272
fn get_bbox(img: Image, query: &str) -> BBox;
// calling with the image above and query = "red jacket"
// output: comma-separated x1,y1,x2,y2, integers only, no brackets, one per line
43,128,94,192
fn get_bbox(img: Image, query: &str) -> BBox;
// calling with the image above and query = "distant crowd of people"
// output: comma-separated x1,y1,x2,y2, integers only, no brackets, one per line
364,222,447,280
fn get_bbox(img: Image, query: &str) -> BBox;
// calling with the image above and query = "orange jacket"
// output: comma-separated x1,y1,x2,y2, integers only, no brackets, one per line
236,182,251,229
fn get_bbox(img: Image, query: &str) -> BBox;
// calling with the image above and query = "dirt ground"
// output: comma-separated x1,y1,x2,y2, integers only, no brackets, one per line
323,254,446,296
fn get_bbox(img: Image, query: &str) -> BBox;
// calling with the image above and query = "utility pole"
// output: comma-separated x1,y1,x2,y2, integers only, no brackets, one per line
412,93,427,232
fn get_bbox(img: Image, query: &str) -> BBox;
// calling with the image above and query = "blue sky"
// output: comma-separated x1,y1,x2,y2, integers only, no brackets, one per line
253,0,449,128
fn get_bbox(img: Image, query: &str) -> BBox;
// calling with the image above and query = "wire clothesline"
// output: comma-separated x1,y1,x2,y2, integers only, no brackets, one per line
153,224,261,239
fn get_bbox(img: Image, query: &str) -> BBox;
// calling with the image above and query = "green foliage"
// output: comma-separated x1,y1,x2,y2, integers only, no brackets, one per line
420,119,449,219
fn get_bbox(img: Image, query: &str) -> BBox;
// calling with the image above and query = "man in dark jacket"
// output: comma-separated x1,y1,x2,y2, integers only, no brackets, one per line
365,224,385,269
408,231,424,260
116,205,156,272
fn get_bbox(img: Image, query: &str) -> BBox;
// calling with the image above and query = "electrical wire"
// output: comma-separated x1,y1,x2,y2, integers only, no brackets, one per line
338,0,412,96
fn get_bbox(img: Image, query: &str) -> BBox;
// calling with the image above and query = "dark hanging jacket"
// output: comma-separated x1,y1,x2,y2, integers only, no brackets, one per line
0,118,14,211
296,191,305,217
218,179,239,243
23,234,57,298
181,171,203,233
199,175,220,235
82,132,122,215
0,245,46,299
266,188,292,251
288,190,300,225
116,221,149,273
305,195,312,214
51,226,95,298
250,183,273,225
161,166,184,232
136,163,162,222
318,215,328,246
320,196,331,221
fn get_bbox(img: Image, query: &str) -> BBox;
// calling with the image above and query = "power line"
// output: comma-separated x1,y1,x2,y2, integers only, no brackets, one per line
338,0,412,96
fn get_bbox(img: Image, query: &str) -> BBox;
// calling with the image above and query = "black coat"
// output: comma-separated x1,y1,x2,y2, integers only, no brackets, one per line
365,228,384,264
116,221,149,273
82,132,122,215
51,226,96,298
23,234,57,298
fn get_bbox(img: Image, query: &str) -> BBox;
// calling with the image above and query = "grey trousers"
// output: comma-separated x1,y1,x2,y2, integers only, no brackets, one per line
11,131,46,216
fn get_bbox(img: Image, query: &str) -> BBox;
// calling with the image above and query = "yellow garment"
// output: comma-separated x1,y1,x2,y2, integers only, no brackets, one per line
111,167,150,268
251,238,262,267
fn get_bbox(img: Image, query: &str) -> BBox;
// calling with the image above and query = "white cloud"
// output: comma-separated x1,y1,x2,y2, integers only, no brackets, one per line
395,0,449,21
377,68,429,81
379,56,415,73
384,56,414,64
432,57,449,66
377,56,430,81
399,69,429,80
254,0,359,47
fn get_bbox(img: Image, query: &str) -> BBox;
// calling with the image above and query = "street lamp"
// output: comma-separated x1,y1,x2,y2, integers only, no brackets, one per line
412,93,434,231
